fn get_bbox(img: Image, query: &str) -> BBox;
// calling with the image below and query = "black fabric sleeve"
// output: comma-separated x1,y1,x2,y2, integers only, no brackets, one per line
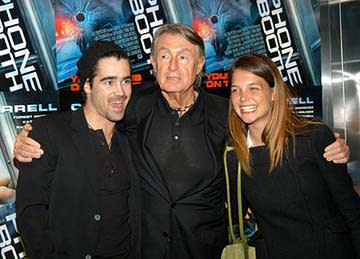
310,124,360,257
16,117,58,259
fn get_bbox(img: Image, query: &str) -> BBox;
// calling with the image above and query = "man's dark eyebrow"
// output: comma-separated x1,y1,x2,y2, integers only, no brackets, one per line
99,75,131,82
122,76,132,81
100,76,117,82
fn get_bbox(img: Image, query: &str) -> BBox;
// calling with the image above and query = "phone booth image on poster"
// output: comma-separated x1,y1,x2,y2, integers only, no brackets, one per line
55,0,169,110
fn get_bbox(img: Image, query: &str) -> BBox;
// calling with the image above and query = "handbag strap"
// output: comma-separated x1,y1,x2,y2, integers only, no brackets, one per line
223,145,245,243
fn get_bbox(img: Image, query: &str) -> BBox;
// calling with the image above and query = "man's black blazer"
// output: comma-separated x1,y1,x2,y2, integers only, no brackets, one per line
16,108,140,259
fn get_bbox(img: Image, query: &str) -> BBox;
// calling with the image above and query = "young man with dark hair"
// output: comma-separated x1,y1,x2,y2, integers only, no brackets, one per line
16,41,139,259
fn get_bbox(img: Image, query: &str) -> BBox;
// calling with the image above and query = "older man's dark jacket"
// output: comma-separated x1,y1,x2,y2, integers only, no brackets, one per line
123,85,229,259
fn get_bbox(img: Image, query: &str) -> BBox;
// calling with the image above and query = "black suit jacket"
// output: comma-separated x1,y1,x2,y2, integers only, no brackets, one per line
16,109,140,259
122,85,229,259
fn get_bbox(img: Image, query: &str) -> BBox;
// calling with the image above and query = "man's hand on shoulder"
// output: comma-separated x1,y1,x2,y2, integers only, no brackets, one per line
323,132,349,164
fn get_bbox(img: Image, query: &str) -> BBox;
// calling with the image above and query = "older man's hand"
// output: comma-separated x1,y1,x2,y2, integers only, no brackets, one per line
13,124,43,163
323,132,350,164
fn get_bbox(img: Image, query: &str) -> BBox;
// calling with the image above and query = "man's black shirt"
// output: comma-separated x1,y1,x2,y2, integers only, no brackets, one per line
90,129,131,258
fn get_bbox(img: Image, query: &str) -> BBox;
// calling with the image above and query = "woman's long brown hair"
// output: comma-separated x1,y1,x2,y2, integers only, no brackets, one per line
228,54,315,174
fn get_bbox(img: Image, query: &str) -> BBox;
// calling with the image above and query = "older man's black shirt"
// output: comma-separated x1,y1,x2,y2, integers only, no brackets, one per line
145,91,214,199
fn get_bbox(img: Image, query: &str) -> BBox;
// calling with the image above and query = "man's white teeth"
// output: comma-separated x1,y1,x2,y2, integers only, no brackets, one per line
111,98,125,104
110,99,125,110
241,105,256,113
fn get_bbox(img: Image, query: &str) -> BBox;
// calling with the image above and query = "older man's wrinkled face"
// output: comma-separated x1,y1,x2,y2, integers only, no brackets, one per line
151,33,205,95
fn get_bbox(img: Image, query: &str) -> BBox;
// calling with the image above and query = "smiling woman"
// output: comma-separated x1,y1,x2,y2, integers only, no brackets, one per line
229,54,296,173
227,54,360,259
230,69,275,140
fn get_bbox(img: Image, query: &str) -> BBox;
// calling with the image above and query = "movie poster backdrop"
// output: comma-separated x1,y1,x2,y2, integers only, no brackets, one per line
0,0,323,257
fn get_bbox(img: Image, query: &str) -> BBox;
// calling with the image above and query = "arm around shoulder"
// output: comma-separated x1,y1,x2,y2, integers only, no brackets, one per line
310,124,360,255
16,117,58,258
